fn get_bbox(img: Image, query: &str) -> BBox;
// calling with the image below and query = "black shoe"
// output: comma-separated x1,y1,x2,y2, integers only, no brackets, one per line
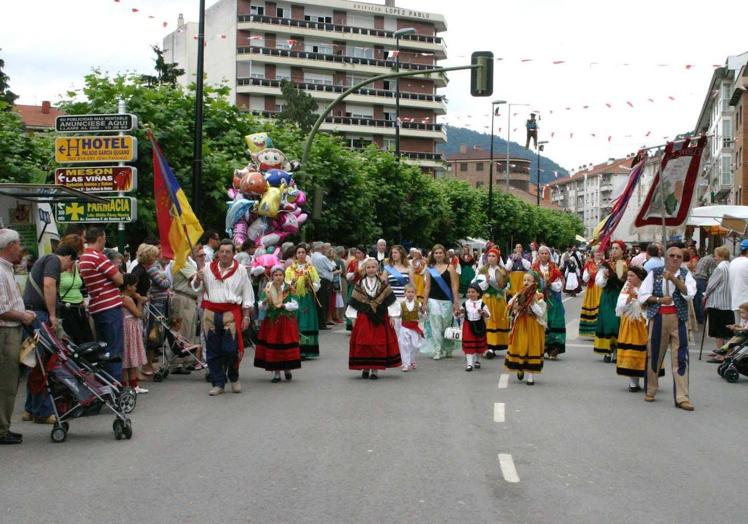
284,371,293,381
517,371,525,381
465,365,473,372
271,376,281,383
628,385,641,393
171,367,191,375
603,355,611,363
369,373,378,380
7,430,22,440
474,362,481,369
0,433,22,445
485,350,495,360
361,370,370,379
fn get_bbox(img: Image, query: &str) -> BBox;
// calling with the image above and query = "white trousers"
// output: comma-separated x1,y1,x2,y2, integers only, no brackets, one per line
398,327,422,368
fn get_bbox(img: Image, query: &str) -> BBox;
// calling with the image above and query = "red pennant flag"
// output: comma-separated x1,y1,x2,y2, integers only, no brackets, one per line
626,101,634,108
131,8,139,13
552,60,565,65
220,33,227,39
570,132,574,139
390,50,400,58
647,98,654,103
149,15,155,19
645,131,651,137
668,96,675,101
685,64,694,69
163,21,168,27
607,136,612,142
550,132,555,138
565,107,571,111
591,133,596,138
583,105,589,109
287,39,297,47
605,103,612,108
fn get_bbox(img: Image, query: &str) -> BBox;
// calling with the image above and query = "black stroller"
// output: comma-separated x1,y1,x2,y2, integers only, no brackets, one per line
145,302,206,382
34,323,135,442
717,342,748,383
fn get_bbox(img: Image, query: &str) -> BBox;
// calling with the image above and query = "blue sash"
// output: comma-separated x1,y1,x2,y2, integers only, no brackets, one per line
427,267,453,301
384,265,408,286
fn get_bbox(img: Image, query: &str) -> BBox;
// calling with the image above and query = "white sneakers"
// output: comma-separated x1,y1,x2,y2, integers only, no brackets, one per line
134,386,149,395
208,387,224,396
230,381,242,394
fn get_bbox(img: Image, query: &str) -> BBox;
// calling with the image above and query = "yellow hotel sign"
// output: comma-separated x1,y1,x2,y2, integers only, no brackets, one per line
54,136,137,163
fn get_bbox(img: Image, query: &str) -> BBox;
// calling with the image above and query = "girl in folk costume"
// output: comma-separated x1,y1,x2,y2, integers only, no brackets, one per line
345,246,366,331
460,282,491,372
532,246,566,359
410,248,427,302
475,247,510,358
615,266,657,392
594,240,628,362
458,245,477,297
255,266,301,383
284,244,321,360
561,249,582,296
505,272,547,385
121,273,149,395
347,258,402,379
504,243,532,299
395,284,423,372
420,244,461,360
579,250,604,339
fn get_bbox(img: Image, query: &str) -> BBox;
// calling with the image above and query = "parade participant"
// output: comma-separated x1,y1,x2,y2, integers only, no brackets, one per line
0,229,36,444
370,239,387,269
504,243,531,299
475,247,510,358
458,245,476,297
505,271,546,385
410,248,427,302
529,241,539,264
345,246,366,331
255,266,301,383
121,274,149,394
594,240,628,362
285,244,321,360
615,266,650,392
347,258,401,379
383,244,412,302
311,242,335,331
171,244,204,370
533,245,566,359
460,283,490,372
193,240,255,396
638,246,697,410
421,244,461,360
578,250,603,339
561,247,581,296
396,284,422,372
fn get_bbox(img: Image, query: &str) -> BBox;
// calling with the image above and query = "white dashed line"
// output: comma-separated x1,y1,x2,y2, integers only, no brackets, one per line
498,453,520,483
498,374,509,389
493,402,506,423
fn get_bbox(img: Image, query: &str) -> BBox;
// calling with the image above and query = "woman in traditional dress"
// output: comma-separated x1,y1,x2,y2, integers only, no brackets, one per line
475,247,510,358
383,245,413,330
420,244,461,360
285,244,321,360
594,240,628,362
255,266,301,382
505,271,547,385
347,258,402,379
615,266,650,392
345,246,366,331
561,249,582,297
458,245,476,296
578,250,603,339
410,248,427,302
533,245,566,359
504,243,532,300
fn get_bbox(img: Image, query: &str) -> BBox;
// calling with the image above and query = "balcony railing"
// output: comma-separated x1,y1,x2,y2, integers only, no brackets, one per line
247,110,445,133
237,77,444,103
238,14,444,45
237,46,439,72
400,151,446,161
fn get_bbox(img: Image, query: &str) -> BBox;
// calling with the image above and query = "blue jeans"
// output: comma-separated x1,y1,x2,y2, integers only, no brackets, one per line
25,311,53,418
694,277,707,324
93,307,124,382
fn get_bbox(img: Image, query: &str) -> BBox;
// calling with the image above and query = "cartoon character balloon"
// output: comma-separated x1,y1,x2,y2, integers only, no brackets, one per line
225,134,307,249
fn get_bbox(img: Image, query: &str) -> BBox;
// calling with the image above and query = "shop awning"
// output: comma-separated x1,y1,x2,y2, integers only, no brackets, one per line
0,183,107,204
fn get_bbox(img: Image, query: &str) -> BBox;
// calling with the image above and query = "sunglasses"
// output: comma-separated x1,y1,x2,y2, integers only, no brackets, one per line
668,254,683,258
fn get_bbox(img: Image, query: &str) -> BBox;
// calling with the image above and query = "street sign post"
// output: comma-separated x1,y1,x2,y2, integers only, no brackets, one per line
54,136,137,163
55,113,138,133
54,166,137,193
54,197,137,223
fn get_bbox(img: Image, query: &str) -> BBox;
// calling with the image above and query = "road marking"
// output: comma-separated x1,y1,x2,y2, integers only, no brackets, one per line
498,453,520,483
494,402,506,423
498,373,509,389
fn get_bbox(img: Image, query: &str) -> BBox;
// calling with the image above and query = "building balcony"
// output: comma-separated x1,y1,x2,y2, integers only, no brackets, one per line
237,14,447,58
237,46,448,87
237,77,446,114
248,110,447,142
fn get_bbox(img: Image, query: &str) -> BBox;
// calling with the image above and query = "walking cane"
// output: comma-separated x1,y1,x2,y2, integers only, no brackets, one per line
698,314,708,361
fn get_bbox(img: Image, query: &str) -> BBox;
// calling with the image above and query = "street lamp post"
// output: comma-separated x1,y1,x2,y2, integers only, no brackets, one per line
536,140,548,206
393,27,416,163
489,100,506,241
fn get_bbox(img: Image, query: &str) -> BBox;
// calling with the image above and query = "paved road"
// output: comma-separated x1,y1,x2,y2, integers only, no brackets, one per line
2,294,746,523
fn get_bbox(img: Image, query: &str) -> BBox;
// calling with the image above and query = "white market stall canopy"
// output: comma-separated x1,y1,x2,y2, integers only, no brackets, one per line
688,205,748,234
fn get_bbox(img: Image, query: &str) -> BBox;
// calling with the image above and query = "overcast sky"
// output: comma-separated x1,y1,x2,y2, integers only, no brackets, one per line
3,0,747,169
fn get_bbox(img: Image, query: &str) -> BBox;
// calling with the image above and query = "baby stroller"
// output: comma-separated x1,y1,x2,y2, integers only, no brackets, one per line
717,340,748,383
145,302,206,382
34,323,135,442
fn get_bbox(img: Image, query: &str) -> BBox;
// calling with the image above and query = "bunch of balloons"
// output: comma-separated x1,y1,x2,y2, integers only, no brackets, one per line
226,133,308,249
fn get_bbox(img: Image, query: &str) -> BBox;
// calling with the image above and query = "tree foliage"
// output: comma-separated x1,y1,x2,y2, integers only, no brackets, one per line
0,107,53,183
0,57,18,108
277,80,318,133
140,46,184,88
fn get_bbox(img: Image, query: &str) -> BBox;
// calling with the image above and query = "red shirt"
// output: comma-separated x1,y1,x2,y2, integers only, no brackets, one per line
79,247,123,314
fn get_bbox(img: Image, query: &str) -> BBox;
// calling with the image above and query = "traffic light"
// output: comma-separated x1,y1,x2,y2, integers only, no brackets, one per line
470,51,494,97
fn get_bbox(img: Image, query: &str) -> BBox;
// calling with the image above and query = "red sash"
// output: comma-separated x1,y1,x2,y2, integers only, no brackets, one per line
202,300,245,364
402,320,424,337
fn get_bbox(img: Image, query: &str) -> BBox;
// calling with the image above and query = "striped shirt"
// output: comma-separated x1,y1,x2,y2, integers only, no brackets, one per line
705,260,731,310
79,248,123,315
0,257,25,327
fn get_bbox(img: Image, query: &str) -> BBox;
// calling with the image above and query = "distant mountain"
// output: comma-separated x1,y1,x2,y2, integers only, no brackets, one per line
438,126,569,185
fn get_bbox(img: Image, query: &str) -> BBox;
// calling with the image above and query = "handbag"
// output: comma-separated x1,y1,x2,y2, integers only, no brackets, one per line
444,317,462,341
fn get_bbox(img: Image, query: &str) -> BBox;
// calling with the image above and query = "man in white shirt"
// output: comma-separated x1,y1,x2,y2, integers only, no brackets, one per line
729,239,748,322
202,231,220,263
194,240,254,396
638,245,697,411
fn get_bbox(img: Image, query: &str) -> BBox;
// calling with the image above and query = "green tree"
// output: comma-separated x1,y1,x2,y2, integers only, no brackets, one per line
0,108,53,183
0,56,18,108
140,45,184,87
277,79,318,133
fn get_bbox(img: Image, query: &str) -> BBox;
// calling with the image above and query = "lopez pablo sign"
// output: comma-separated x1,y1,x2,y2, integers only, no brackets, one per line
54,166,137,193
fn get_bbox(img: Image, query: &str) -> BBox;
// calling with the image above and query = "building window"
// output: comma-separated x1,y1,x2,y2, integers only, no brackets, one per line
476,162,484,171
460,163,468,172
383,138,395,151
276,7,284,18
721,155,732,186
251,5,265,16
383,80,391,91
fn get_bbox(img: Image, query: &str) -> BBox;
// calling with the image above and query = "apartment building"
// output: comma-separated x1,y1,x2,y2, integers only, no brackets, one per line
693,51,748,206
164,0,448,173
